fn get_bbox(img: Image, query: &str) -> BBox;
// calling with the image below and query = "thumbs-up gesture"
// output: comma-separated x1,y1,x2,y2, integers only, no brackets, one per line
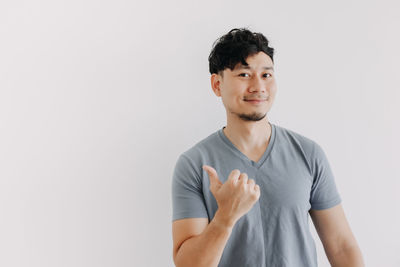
202,165,260,228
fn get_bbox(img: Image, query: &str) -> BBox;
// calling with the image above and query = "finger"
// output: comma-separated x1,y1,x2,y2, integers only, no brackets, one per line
248,178,255,187
227,169,241,185
238,173,248,185
202,165,222,186
254,184,261,198
249,180,258,192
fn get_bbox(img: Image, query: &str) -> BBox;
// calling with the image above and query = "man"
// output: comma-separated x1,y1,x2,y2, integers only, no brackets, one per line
171,28,364,267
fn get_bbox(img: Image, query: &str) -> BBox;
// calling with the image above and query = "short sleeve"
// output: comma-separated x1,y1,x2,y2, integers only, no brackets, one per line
171,154,209,222
309,143,342,210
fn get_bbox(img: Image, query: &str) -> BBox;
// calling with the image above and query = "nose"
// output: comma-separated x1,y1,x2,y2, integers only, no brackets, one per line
248,75,266,93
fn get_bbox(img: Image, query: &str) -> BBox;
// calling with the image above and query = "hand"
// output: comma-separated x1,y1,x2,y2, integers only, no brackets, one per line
202,165,260,227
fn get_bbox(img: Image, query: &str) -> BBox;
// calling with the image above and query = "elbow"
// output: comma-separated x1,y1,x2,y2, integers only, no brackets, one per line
173,246,189,267
174,249,201,267
173,246,181,267
330,245,365,267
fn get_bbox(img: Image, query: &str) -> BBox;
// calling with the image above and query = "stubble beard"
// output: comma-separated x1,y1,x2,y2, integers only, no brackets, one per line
236,111,267,121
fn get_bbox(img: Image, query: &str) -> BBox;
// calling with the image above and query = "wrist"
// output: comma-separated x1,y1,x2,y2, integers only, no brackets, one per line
213,210,236,230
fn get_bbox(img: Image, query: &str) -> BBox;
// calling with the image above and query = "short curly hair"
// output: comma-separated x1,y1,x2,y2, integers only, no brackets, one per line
208,27,275,77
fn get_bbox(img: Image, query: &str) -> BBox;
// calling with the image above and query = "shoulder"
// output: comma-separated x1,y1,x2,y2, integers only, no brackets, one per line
173,129,220,174
179,130,220,162
273,123,328,170
274,123,319,152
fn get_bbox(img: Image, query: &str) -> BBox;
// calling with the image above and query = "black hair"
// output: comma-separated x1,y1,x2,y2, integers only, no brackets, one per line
208,27,275,77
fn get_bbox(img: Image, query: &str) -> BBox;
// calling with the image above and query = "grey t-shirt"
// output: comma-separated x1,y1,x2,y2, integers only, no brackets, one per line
171,122,342,267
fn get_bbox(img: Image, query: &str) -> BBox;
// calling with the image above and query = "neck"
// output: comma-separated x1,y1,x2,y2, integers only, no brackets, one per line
223,116,272,152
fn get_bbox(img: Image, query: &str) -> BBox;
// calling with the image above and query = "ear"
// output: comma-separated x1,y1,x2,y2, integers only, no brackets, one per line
210,73,222,97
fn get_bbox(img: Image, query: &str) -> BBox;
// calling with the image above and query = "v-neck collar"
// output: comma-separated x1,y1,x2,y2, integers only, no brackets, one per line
217,122,276,169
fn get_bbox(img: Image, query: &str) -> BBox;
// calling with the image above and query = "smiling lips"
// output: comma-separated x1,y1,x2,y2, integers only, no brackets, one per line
245,98,268,104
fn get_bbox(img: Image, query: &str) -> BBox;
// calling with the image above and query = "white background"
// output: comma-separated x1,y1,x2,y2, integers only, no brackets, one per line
1,0,399,266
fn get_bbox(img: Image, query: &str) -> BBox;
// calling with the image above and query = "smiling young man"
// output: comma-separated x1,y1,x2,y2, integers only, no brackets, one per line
171,28,364,267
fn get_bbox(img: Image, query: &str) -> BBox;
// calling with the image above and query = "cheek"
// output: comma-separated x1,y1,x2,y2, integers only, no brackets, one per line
269,81,277,93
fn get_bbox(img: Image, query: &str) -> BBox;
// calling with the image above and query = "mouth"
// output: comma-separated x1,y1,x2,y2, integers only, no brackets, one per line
244,98,268,104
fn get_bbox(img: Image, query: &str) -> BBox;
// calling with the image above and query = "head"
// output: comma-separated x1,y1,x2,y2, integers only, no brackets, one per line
208,28,277,122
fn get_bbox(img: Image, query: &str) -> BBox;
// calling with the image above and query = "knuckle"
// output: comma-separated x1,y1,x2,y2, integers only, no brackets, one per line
239,174,248,183
240,183,247,191
233,169,241,174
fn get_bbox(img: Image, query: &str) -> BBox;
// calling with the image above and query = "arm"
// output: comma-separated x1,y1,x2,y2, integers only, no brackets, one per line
309,203,365,267
173,210,235,267
172,162,259,267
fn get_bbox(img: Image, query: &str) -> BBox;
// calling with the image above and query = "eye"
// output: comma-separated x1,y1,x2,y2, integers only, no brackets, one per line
263,73,272,78
239,73,250,77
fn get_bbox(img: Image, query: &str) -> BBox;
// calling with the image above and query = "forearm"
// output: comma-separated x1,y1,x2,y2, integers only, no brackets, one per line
328,245,365,267
174,211,234,267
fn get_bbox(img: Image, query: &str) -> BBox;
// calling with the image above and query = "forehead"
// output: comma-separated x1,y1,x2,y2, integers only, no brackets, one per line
233,52,274,71
234,65,274,71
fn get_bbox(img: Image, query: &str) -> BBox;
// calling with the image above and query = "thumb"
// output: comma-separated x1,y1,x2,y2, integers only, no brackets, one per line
202,165,223,191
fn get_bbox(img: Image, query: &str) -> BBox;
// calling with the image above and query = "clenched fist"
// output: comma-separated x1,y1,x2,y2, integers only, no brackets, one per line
202,165,261,228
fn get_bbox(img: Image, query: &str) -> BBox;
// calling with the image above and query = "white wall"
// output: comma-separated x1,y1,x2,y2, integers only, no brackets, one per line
1,0,399,266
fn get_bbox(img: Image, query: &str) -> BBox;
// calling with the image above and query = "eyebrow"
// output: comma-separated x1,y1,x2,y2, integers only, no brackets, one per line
235,65,274,71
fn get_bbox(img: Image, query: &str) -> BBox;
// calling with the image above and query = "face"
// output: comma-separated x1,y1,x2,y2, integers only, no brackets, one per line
211,52,277,122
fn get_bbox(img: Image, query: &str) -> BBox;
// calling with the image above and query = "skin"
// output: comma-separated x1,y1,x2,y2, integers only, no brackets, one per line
172,51,365,267
210,51,276,162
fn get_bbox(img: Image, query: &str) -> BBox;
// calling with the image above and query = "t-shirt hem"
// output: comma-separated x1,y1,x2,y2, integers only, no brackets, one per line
172,212,209,222
310,197,342,210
